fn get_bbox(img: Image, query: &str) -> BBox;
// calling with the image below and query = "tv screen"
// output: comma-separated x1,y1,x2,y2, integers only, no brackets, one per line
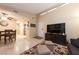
47,23,65,33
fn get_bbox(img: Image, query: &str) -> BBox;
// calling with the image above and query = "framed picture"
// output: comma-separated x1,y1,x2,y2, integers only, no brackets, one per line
30,24,36,27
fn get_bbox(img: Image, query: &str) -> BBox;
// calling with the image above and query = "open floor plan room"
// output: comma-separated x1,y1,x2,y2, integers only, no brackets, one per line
0,3,79,55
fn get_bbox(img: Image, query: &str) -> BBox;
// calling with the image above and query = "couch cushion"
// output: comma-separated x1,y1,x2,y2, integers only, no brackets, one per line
71,38,79,48
68,43,79,55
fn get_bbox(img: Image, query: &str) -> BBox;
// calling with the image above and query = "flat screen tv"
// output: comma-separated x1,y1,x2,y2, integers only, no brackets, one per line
47,23,65,33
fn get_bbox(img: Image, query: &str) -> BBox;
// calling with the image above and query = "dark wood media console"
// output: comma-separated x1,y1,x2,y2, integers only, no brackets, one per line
45,33,67,46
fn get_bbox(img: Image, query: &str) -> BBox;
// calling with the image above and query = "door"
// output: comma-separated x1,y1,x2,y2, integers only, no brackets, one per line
38,22,45,39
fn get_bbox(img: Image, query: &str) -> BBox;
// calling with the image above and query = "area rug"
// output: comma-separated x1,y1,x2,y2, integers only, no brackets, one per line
21,43,69,55
46,44,69,55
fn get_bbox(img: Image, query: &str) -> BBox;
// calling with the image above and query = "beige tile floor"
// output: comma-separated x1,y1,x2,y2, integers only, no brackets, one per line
0,36,44,55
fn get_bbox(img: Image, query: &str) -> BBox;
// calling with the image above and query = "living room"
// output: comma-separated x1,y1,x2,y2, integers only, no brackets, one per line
0,3,79,55
37,3,79,55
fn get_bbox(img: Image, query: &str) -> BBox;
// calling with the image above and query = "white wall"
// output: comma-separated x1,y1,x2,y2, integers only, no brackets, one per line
38,3,79,42
30,16,37,38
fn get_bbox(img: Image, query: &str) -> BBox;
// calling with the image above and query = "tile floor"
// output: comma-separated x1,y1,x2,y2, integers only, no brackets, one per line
0,36,44,55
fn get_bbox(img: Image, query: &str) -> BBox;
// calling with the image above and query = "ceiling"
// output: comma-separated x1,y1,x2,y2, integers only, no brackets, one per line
0,3,63,15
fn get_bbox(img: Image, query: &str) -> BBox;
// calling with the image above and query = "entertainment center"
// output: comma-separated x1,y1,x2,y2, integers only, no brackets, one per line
45,23,67,46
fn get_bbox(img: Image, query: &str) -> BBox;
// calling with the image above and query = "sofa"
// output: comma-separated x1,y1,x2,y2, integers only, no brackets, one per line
68,38,79,55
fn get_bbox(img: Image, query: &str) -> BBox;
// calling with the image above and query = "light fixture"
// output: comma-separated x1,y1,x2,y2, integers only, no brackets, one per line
0,12,8,26
40,3,68,16
47,8,57,13
0,20,8,26
40,12,48,16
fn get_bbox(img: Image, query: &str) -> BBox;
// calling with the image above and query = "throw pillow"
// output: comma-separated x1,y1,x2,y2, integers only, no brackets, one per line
71,38,79,48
